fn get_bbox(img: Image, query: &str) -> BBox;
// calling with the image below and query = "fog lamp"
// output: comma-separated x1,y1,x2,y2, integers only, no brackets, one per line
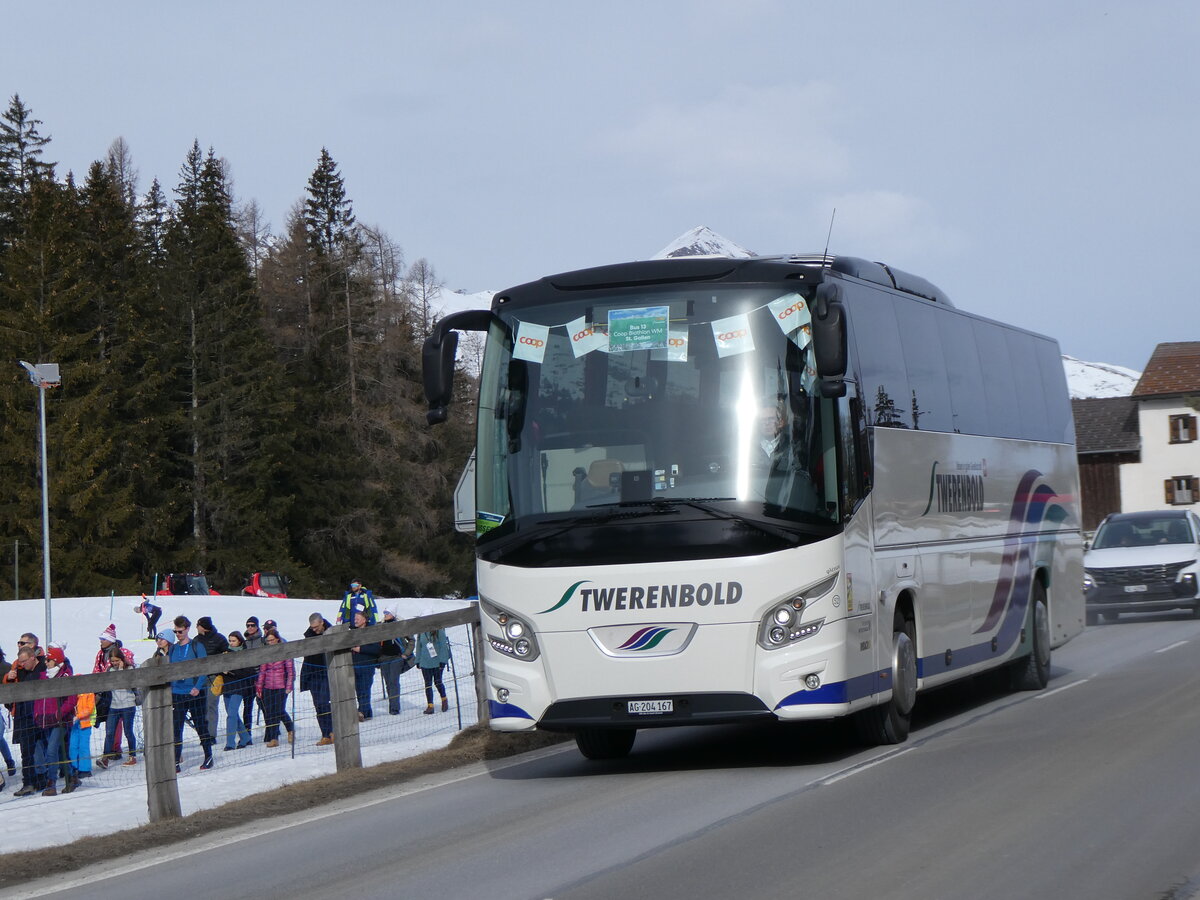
496,687,510,703
804,674,821,690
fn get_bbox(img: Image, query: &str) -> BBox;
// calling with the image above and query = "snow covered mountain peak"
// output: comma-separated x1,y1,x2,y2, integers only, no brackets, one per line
651,226,755,260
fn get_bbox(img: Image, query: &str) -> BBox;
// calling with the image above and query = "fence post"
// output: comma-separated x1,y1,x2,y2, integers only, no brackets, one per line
327,642,361,771
471,618,489,726
143,675,180,822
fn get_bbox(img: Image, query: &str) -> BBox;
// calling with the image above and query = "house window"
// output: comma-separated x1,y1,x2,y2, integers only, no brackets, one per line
1165,476,1199,505
1169,414,1197,444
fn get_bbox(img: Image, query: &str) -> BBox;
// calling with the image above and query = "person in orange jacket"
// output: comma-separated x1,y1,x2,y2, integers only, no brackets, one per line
67,687,96,790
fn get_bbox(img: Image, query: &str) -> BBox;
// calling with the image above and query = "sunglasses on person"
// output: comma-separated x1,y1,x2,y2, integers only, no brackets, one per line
17,640,32,646
245,623,258,629
173,628,187,634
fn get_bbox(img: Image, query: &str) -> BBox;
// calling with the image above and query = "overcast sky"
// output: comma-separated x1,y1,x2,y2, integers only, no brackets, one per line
4,1,1197,370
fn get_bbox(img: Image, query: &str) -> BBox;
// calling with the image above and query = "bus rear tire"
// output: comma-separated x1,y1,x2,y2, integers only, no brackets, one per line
853,610,915,746
575,728,636,760
1009,582,1051,691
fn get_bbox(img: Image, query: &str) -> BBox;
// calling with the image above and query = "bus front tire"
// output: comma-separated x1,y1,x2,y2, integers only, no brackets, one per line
1009,582,1051,691
853,610,915,746
575,728,636,760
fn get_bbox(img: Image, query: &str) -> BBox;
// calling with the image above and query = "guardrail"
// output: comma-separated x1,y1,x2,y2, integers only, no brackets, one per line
0,606,485,821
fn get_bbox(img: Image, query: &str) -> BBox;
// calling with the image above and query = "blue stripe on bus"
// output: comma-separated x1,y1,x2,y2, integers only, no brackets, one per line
775,669,887,708
488,700,535,720
776,587,1036,709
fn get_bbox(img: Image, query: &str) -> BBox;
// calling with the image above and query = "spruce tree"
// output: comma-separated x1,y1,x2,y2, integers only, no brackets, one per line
161,143,297,587
0,95,55,279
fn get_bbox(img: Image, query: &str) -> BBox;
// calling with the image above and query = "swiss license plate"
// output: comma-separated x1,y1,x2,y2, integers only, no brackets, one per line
627,699,673,715
1124,584,1148,593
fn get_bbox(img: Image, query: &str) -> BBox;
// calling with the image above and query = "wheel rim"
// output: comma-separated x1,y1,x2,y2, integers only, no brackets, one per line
893,631,917,715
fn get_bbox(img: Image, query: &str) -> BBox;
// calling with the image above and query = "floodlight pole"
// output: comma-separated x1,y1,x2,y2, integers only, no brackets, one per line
19,361,59,643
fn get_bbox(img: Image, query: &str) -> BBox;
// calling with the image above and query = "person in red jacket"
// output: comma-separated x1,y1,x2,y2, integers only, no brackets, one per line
34,645,76,797
255,629,295,748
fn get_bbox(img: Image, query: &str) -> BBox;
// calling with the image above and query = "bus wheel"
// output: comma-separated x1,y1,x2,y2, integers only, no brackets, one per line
575,728,636,760
853,610,915,746
1009,582,1051,691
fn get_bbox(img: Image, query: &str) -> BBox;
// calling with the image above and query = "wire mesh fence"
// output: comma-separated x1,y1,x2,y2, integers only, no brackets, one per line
1,622,481,802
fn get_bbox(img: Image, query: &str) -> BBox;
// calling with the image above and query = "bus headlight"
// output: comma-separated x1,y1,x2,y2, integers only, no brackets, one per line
480,597,540,662
757,573,838,650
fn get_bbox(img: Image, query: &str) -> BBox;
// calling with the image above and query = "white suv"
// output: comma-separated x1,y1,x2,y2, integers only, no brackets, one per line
1084,510,1200,624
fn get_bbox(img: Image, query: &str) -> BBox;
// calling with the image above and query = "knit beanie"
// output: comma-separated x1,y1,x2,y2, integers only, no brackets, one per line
99,623,118,643
197,616,215,632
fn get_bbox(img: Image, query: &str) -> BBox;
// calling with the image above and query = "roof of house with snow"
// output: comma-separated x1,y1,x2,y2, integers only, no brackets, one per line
1131,342,1200,398
1071,397,1140,455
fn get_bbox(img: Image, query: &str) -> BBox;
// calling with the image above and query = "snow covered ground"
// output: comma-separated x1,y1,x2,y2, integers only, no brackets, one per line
0,592,475,854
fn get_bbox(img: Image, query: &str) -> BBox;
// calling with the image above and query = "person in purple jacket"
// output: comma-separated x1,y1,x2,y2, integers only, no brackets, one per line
256,628,295,748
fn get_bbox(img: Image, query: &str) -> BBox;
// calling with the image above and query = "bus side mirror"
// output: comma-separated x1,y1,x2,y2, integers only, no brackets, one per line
422,309,495,425
812,281,847,381
422,330,459,425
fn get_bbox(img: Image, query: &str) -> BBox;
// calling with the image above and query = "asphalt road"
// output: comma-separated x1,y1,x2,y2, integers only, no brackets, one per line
15,613,1200,900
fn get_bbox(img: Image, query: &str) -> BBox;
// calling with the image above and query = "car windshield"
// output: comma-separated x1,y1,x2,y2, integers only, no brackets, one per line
1093,516,1194,549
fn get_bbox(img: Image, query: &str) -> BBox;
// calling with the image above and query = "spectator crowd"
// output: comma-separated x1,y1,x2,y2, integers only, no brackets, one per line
1,581,457,798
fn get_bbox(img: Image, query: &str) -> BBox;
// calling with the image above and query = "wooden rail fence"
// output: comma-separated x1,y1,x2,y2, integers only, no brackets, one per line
0,606,486,821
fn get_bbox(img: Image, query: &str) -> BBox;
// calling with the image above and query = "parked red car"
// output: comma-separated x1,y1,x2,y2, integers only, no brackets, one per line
242,571,289,598
156,573,220,596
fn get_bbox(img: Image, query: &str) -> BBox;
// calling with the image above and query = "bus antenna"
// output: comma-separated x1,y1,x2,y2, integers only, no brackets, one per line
822,208,836,266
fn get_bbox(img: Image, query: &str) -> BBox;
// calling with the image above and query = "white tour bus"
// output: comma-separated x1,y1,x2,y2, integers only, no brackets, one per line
423,254,1084,759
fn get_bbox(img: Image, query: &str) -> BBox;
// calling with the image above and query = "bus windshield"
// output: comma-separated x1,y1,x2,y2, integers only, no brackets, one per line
474,285,844,557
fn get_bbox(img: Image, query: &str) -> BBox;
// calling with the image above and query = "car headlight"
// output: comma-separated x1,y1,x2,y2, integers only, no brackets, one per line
1083,571,1096,591
479,596,540,662
757,573,837,650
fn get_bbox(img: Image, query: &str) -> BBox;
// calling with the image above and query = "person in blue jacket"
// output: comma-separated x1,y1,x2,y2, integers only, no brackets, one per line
416,620,451,714
338,580,377,626
166,616,215,771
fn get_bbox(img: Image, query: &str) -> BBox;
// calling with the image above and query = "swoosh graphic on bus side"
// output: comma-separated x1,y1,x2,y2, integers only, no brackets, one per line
973,469,1044,634
921,461,939,516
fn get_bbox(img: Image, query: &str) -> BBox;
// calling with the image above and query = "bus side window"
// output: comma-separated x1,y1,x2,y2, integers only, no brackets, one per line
972,320,1020,439
937,312,989,436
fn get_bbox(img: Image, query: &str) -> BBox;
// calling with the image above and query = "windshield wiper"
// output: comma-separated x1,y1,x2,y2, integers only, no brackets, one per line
573,497,816,546
477,504,683,560
479,497,832,560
